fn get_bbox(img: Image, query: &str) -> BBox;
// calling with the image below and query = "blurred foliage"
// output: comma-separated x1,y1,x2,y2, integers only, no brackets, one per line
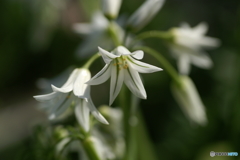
0,0,240,160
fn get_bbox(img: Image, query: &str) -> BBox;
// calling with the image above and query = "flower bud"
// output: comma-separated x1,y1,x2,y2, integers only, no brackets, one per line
171,76,207,125
126,0,165,32
101,0,122,20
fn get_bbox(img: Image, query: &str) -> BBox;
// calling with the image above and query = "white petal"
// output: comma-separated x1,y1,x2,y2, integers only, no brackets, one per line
126,0,165,31
75,99,90,132
33,92,58,102
124,64,146,99
101,0,122,19
62,69,79,88
190,53,213,69
49,94,74,119
98,47,119,64
86,64,111,85
51,69,79,93
73,69,91,97
193,22,208,35
87,98,109,124
49,93,73,119
51,84,73,93
171,76,207,125
178,55,191,75
115,46,131,55
127,56,162,73
109,63,124,105
131,50,144,59
199,37,220,48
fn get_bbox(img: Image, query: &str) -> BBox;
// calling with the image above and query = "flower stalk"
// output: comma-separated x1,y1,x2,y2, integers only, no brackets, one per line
131,30,173,46
83,53,101,69
108,21,122,46
81,136,102,160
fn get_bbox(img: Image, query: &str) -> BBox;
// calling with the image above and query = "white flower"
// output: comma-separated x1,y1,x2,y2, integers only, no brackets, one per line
126,0,165,32
101,0,122,19
86,46,162,105
171,75,207,125
170,22,220,75
34,68,108,132
73,12,124,58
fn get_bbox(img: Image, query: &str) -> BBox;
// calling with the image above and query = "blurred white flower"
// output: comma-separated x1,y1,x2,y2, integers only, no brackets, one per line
86,46,162,105
169,22,220,75
126,0,165,32
73,12,124,58
101,0,122,19
171,75,207,125
34,68,108,132
98,106,125,159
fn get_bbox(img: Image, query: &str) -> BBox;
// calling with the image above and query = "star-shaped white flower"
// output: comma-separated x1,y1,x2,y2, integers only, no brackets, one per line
86,46,162,105
34,68,108,132
169,22,220,75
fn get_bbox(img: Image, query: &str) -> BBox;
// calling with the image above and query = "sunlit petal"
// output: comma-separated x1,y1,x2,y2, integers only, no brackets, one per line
124,65,146,99
73,69,91,97
127,56,162,73
51,84,73,93
86,64,111,85
98,46,119,64
109,64,124,105
87,98,109,124
75,99,90,132
33,92,58,102
131,50,144,59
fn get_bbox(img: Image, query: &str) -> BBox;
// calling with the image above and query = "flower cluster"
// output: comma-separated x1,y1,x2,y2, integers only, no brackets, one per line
32,0,221,159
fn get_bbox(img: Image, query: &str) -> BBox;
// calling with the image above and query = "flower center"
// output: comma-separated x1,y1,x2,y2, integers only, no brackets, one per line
113,56,128,70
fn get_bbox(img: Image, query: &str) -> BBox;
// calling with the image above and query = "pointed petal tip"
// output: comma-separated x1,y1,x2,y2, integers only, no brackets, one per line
103,119,109,125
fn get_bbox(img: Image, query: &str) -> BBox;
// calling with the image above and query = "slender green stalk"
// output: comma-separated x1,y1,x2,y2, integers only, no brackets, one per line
81,136,102,160
82,53,100,69
119,86,138,160
108,21,122,46
136,110,158,160
135,46,181,86
130,31,173,47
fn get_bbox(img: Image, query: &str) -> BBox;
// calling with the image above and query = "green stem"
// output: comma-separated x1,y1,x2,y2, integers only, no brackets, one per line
136,110,158,160
81,136,102,160
135,46,181,86
119,86,137,160
130,31,173,47
108,21,122,46
82,53,100,69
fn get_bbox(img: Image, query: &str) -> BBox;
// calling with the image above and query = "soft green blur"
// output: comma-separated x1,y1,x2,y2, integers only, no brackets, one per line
0,0,240,160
